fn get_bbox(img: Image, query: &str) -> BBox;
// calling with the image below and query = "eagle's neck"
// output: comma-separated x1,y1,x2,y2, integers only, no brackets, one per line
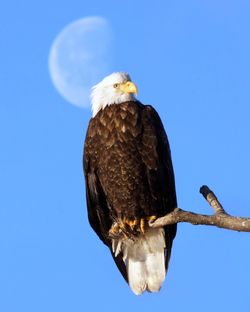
91,89,136,117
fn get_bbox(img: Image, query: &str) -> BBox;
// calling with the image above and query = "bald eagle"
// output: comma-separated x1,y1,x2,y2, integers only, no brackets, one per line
83,72,177,295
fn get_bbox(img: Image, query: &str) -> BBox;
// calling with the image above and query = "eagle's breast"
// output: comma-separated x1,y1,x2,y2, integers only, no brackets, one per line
85,101,158,222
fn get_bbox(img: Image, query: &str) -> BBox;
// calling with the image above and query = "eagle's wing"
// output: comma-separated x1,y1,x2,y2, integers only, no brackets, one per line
141,105,177,269
83,123,128,282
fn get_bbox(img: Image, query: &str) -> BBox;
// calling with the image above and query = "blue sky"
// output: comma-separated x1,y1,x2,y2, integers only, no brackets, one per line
1,0,250,311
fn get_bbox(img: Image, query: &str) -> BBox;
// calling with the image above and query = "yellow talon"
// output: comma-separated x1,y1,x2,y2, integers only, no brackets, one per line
140,218,145,234
147,215,157,222
130,219,137,230
109,223,120,236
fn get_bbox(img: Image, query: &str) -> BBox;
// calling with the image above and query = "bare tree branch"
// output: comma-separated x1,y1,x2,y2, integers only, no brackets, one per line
149,185,250,232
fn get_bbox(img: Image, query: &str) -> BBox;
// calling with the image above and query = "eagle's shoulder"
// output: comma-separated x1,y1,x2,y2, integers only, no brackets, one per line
141,104,163,122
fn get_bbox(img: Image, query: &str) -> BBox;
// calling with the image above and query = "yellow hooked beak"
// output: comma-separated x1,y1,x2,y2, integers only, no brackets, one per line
119,81,138,95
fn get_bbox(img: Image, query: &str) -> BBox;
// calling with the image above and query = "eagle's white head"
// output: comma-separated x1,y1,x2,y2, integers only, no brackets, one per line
91,72,138,116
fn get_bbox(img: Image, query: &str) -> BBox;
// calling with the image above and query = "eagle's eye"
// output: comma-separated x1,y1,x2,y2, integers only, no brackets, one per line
113,83,119,88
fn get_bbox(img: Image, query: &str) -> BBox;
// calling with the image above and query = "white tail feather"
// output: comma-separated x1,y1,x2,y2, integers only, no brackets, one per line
112,228,166,295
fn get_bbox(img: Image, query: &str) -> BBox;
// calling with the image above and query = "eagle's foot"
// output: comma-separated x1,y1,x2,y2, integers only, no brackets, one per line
109,219,136,239
109,216,157,238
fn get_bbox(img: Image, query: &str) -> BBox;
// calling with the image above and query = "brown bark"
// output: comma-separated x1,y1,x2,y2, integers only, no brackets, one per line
149,185,250,232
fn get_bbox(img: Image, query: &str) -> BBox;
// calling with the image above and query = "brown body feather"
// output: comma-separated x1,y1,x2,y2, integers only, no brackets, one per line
83,101,177,282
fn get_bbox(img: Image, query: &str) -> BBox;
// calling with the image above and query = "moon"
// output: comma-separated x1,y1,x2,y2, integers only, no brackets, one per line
48,16,113,108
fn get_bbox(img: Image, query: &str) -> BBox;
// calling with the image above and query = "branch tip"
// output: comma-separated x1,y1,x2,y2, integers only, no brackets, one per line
200,185,211,199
